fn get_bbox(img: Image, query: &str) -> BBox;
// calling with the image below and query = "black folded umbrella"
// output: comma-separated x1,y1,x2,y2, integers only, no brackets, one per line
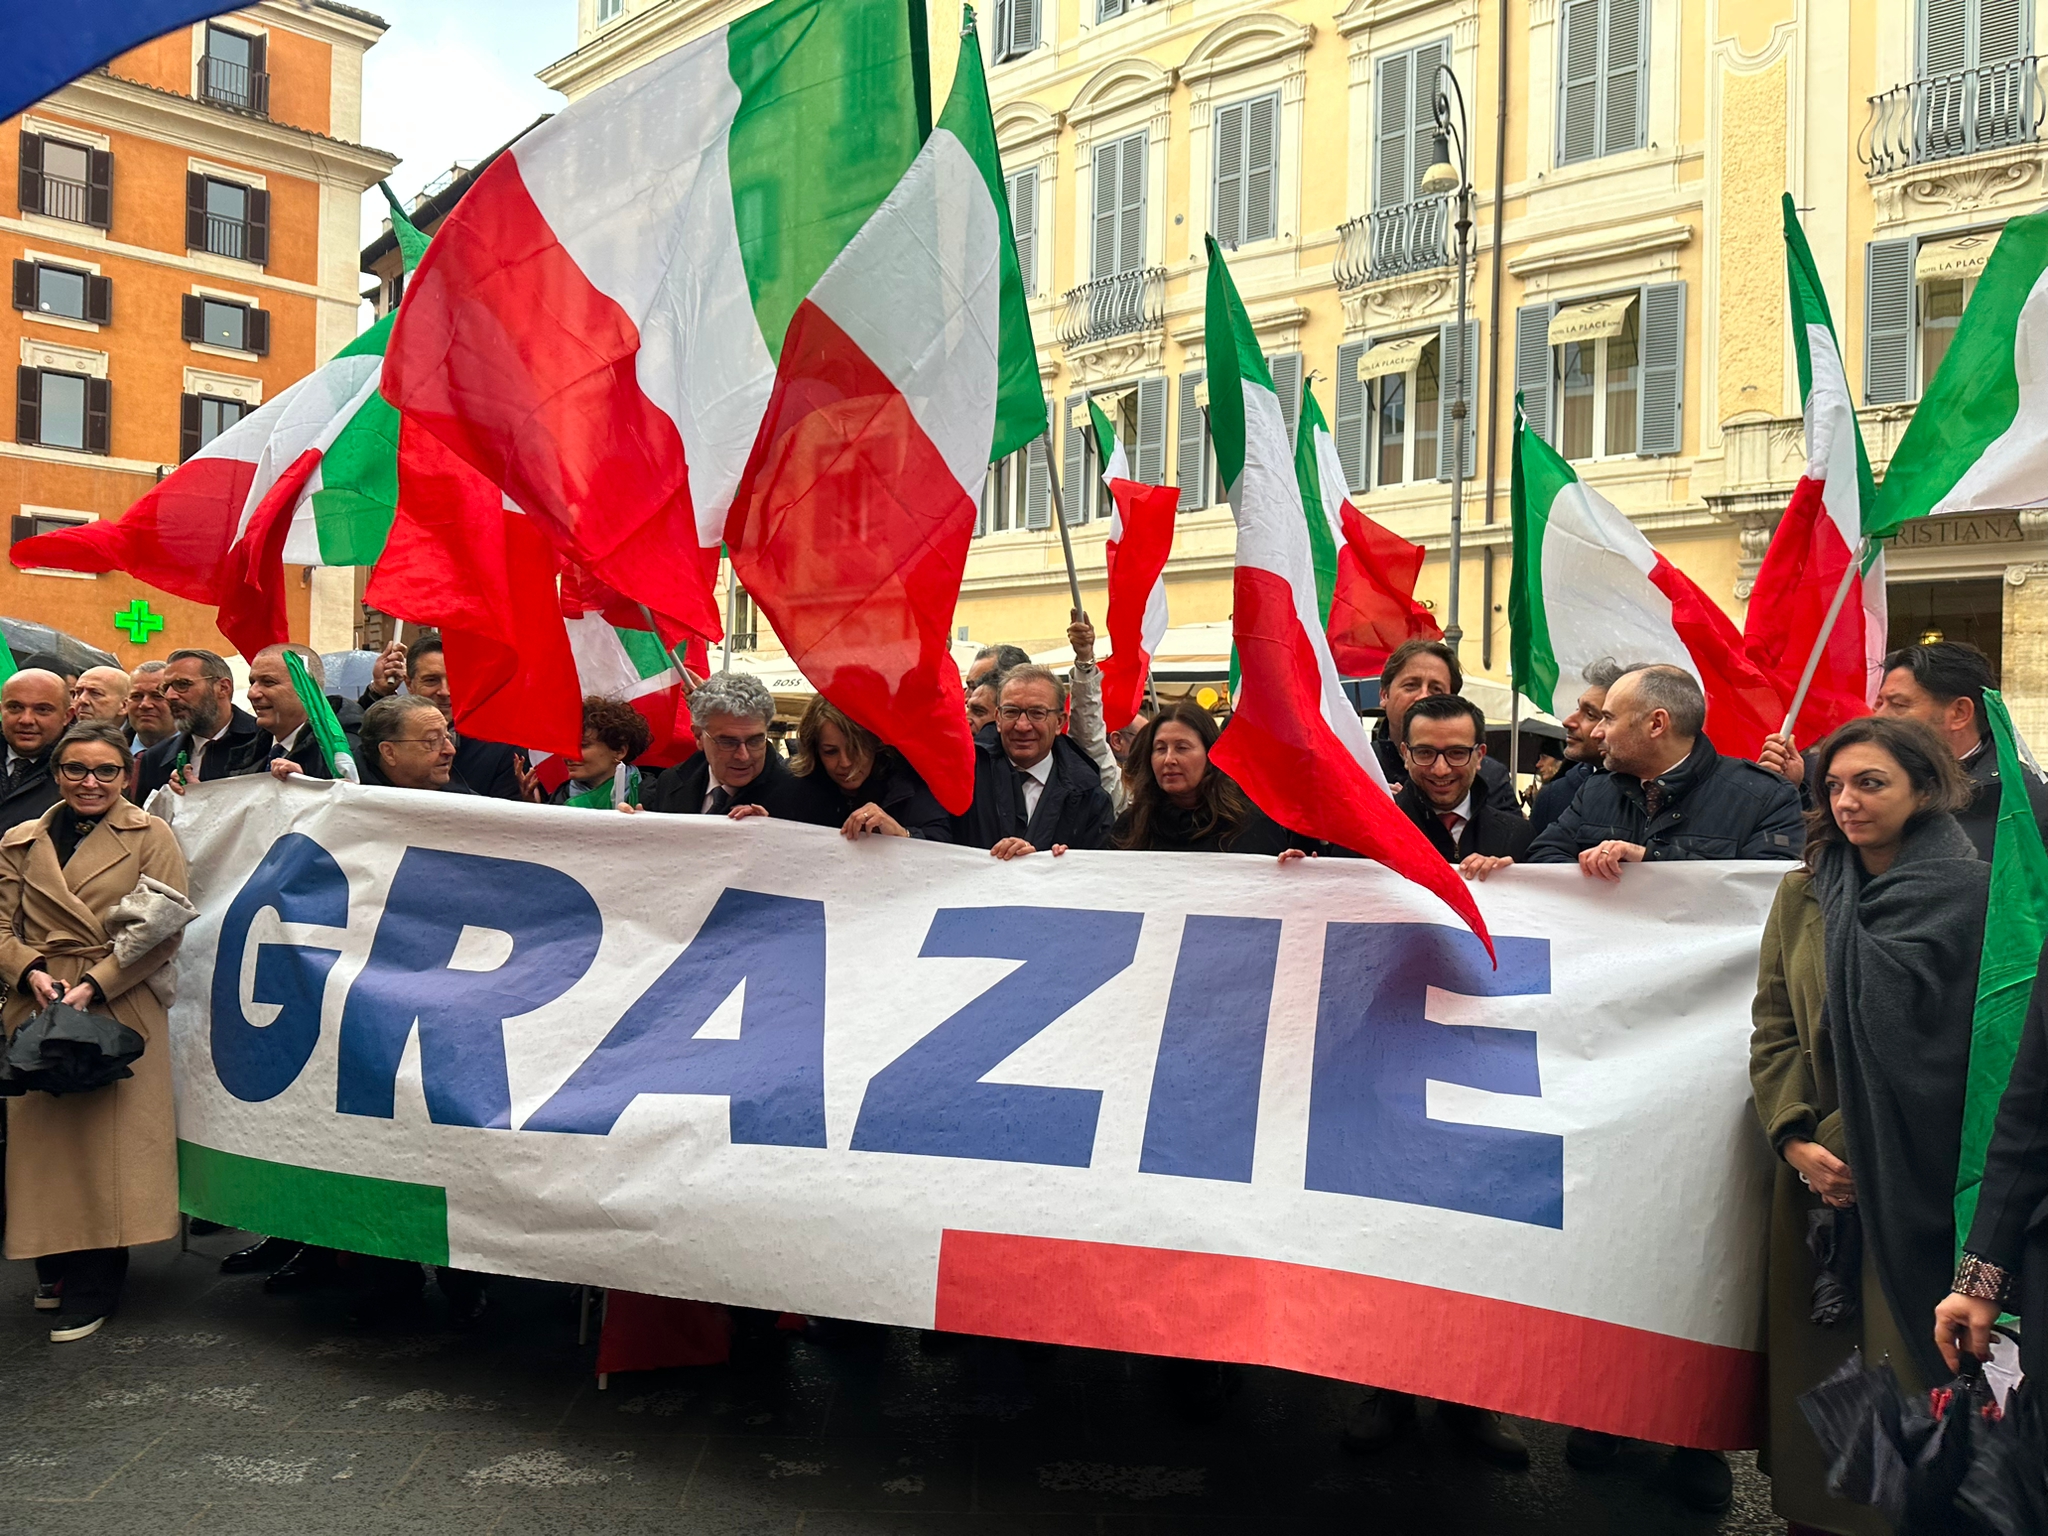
1806,1206,1863,1326
0,1001,144,1096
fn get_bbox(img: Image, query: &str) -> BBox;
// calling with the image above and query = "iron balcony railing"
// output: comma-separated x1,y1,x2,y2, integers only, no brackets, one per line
200,55,270,116
1055,267,1166,347
1335,196,1451,290
205,214,248,260
1862,56,2046,177
37,176,89,224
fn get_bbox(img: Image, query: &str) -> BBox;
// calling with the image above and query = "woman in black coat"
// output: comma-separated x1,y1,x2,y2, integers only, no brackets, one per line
778,697,954,842
1110,700,1298,855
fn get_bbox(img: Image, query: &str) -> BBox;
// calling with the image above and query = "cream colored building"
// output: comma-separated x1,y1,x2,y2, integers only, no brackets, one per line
546,0,2048,736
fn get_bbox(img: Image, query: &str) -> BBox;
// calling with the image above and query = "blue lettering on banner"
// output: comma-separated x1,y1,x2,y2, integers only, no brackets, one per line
525,888,827,1145
335,848,602,1129
1305,923,1560,1227
851,906,1143,1166
210,833,349,1103
1138,915,1280,1183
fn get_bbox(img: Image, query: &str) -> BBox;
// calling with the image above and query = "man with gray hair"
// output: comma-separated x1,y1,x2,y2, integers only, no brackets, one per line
957,662,1114,856
1527,657,1624,837
645,672,811,817
138,647,268,793
125,662,176,754
247,643,340,779
1527,662,1803,875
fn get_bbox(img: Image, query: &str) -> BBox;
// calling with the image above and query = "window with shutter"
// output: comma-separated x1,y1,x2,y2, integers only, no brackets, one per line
10,261,33,312
180,294,205,344
85,274,111,325
1212,101,1245,250
1006,167,1037,297
1062,391,1090,523
32,370,87,450
1268,352,1303,450
1093,131,1147,280
1025,400,1052,528
1177,369,1209,511
1600,0,1647,158
1117,132,1146,277
1636,282,1685,456
1407,41,1449,203
1244,93,1277,245
1098,0,1128,19
1557,0,1605,166
246,188,270,266
1514,302,1558,445
84,376,111,456
1436,320,1479,481
1866,238,1918,404
1335,340,1369,494
246,306,270,356
997,0,1039,63
17,132,42,217
15,367,39,445
31,137,93,224
180,394,203,463
86,149,111,230
1092,138,1121,281
1374,52,1412,208
24,263,89,321
1136,376,1168,484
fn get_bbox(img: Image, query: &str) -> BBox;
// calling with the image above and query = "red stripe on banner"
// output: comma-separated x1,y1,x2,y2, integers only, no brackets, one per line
935,1230,1763,1451
380,152,722,642
1100,478,1179,733
726,298,978,815
1741,475,1868,740
1327,501,1439,679
1646,553,1789,764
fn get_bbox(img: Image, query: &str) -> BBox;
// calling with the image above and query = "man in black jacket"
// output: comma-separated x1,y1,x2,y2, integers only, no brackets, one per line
1527,664,1802,873
956,664,1114,856
1528,657,1623,836
137,649,269,794
644,671,811,817
0,670,68,833
246,644,339,778
359,636,523,799
1395,695,1534,877
1369,639,1519,816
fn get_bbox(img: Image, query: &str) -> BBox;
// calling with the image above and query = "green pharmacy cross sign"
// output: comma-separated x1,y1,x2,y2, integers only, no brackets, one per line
114,598,164,645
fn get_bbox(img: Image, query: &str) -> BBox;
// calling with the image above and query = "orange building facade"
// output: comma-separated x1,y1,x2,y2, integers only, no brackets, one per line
1,2,395,666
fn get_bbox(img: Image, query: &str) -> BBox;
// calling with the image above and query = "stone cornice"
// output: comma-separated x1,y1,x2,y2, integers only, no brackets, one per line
1178,14,1315,91
540,0,758,100
252,0,387,48
1505,217,1693,279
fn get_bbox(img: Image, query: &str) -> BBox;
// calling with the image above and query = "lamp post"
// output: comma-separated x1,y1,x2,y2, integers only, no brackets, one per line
1418,67,1472,655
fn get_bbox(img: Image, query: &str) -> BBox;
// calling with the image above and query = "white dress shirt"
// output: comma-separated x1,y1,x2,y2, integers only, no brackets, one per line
1017,751,1054,821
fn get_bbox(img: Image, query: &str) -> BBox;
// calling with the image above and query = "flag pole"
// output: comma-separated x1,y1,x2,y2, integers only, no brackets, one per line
1778,539,1867,739
721,558,738,672
1038,432,1087,619
1506,667,1521,797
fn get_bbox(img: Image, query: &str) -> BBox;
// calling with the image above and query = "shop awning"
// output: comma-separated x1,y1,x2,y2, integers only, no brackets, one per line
1917,230,2000,284
1354,334,1431,381
1548,294,1637,346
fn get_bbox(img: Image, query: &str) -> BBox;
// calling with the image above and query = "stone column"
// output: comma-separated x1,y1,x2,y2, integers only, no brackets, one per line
2002,561,2048,747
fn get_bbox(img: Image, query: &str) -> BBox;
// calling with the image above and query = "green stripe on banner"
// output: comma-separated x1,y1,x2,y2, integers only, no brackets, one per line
178,1141,450,1266
1508,402,1561,714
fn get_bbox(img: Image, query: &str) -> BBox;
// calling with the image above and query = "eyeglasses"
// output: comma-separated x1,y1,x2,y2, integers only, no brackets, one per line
997,706,1057,725
160,676,204,696
396,731,452,752
1404,745,1477,767
709,733,767,755
57,762,124,784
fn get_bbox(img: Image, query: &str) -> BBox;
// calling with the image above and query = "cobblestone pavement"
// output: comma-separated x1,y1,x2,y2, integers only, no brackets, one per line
1,1236,1783,1535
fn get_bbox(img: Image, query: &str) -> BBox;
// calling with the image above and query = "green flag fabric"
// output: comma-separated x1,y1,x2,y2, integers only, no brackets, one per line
284,650,358,784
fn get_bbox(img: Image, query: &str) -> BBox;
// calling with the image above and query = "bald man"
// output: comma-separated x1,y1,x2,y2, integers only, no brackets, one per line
0,670,68,832
69,665,130,727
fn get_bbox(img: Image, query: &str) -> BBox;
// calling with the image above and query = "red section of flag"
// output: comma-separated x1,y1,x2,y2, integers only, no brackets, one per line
725,298,977,814
1100,478,1178,732
934,1230,1762,1451
558,567,706,769
214,448,322,661
1327,501,1440,678
1211,564,1489,957
594,1292,731,1376
10,453,252,604
379,152,722,643
1646,554,1789,764
1742,476,1869,742
368,419,583,757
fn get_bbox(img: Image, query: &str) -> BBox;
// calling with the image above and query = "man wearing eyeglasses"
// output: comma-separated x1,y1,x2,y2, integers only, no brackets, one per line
0,670,69,833
136,649,269,794
356,695,465,792
956,665,1114,858
644,671,811,818
124,663,177,755
1394,695,1533,881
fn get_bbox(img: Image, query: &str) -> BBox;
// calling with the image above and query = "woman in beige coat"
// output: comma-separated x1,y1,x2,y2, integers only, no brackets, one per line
1,720,188,1342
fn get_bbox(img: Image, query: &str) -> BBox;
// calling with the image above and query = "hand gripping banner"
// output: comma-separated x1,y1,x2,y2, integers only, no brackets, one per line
170,779,1779,1447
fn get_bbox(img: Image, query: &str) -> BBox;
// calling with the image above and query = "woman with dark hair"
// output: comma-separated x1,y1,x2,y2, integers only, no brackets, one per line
779,696,953,841
1111,700,1296,855
551,696,653,808
1749,715,1987,1535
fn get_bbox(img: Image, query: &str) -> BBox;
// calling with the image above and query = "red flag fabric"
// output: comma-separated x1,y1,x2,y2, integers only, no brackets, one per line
1743,477,1870,743
1327,502,1441,679
1647,554,1788,764
1099,478,1179,733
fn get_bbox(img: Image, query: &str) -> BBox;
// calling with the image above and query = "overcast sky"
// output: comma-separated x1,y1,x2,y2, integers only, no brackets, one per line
356,0,573,258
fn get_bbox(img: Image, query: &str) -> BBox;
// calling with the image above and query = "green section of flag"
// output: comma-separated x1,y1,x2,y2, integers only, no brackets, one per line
566,763,641,810
614,626,671,680
284,649,357,782
178,1140,449,1266
1295,382,1340,624
1201,236,1271,495
378,181,431,274
1087,397,1117,467
311,309,402,567
937,11,1046,462
0,641,18,687
724,0,926,364
1508,398,1566,715
1955,689,2048,1256
1782,193,1879,545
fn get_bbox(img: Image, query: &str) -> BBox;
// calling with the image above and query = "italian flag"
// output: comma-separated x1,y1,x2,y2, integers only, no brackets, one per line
1294,380,1439,678
1089,397,1177,733
1509,408,1782,761
723,14,1045,813
382,0,929,646
1875,200,2048,529
1743,194,1885,738
1201,237,1488,951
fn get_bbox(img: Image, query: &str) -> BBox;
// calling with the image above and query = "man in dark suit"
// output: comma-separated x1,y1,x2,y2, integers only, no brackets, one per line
956,664,1114,857
644,672,811,817
246,643,339,779
0,669,69,833
357,635,523,799
1370,639,1520,817
1393,694,1534,878
137,649,268,794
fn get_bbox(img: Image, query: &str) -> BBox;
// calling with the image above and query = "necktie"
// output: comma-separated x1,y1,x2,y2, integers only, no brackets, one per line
1642,781,1667,820
709,785,732,815
1012,765,1032,831
267,741,287,763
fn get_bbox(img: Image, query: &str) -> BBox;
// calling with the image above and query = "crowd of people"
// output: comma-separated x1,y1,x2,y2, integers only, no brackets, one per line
1,620,2045,1533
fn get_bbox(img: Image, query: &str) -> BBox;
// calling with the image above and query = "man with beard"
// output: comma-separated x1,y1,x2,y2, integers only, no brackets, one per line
1527,658,1623,836
137,650,267,794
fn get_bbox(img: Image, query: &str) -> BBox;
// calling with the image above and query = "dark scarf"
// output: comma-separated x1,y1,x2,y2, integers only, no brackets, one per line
48,804,108,868
1811,812,1988,1384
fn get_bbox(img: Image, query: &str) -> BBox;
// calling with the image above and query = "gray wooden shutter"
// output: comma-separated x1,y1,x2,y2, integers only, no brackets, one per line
1514,301,1558,445
1437,320,1479,481
1177,368,1208,510
179,394,202,463
86,148,111,229
85,273,111,325
246,305,271,357
246,187,269,265
1024,402,1052,528
1212,99,1245,249
84,376,110,455
991,0,1012,60
180,293,204,343
1410,39,1448,199
10,261,32,312
1092,138,1120,280
1558,0,1602,165
17,132,41,216
1007,0,1039,60
1268,352,1303,450
1006,168,1037,297
185,173,207,249
1118,131,1146,275
1919,0,1970,75
1865,237,1917,405
1979,0,2027,63
1062,391,1088,523
1636,281,1685,457
1601,0,1647,157
1335,339,1369,494
1374,51,1411,208
1245,92,1278,244
1136,375,1168,484
1099,0,1128,20
15,367,38,445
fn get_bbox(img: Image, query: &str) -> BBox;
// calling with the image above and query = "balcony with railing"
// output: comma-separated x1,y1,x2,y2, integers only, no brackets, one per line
37,176,89,224
205,214,248,260
1055,267,1166,347
200,54,270,116
1861,56,2046,176
1335,196,1451,290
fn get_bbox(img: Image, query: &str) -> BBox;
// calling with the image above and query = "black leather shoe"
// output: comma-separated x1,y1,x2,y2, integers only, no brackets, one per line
1341,1388,1418,1453
1664,1448,1732,1512
1439,1404,1530,1470
1564,1428,1626,1471
221,1237,298,1276
261,1247,335,1294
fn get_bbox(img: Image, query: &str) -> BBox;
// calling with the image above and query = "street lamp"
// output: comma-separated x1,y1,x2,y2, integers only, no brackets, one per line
1417,66,1471,655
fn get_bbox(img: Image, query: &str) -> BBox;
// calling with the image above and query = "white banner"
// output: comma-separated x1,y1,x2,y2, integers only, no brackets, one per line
168,778,1780,1447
